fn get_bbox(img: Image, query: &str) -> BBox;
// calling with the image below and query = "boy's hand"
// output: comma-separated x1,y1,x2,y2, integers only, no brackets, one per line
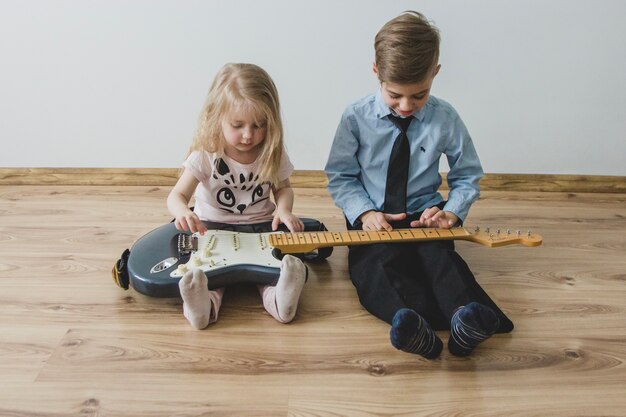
360,210,407,231
410,207,458,229
174,210,208,235
272,209,305,233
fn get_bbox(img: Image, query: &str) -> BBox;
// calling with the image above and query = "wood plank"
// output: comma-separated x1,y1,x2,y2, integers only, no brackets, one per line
0,185,625,415
1,168,625,193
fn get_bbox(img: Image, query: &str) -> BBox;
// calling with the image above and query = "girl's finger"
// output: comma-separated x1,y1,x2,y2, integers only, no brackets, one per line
179,218,189,232
195,219,207,235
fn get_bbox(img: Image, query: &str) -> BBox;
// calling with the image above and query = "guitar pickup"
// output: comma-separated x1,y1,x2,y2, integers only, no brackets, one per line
177,234,198,256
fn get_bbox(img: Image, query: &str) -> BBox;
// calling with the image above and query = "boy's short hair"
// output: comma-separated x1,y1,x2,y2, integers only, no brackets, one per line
375,11,440,84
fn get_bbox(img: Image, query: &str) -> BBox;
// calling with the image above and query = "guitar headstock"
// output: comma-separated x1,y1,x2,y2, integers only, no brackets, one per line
466,227,543,248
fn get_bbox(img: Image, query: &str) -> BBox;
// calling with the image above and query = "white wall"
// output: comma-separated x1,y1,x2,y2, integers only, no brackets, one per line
1,0,625,175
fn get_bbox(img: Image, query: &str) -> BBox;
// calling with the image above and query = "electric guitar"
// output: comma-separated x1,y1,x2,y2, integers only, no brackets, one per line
121,222,542,298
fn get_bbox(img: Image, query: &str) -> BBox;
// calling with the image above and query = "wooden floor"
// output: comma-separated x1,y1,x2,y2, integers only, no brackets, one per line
1,185,625,416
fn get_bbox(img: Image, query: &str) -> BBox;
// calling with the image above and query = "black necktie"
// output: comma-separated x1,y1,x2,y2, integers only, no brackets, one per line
384,115,413,214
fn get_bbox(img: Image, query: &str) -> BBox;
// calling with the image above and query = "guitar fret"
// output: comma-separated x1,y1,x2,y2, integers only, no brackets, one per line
451,227,470,236
340,232,352,242
367,231,379,240
389,231,402,240
436,228,453,237
399,230,413,240
410,229,427,239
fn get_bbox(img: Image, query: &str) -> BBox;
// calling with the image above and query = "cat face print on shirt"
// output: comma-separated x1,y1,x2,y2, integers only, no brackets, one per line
212,158,271,214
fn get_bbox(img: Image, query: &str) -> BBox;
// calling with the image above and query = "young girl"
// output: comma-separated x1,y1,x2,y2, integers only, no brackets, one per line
167,63,307,330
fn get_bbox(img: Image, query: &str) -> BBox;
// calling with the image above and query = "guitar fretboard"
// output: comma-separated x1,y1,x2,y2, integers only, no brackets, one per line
268,227,472,254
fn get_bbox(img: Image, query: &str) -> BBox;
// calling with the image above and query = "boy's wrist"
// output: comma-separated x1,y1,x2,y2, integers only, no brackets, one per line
359,210,376,222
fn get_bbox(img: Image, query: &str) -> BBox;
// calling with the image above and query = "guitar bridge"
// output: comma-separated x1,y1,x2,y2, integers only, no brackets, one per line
177,234,198,256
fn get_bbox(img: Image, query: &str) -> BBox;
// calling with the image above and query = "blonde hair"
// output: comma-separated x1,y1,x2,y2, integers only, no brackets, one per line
375,11,440,84
189,63,284,185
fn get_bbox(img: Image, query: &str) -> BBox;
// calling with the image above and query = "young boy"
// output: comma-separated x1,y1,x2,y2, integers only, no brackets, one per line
325,11,513,359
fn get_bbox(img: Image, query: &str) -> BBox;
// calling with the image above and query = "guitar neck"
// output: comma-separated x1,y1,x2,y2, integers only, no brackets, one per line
268,227,543,254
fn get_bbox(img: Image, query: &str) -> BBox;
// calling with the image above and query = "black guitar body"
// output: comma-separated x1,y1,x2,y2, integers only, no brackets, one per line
125,218,331,298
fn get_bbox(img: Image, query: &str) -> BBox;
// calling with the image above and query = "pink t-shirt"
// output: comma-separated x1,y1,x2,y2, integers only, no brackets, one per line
182,150,294,224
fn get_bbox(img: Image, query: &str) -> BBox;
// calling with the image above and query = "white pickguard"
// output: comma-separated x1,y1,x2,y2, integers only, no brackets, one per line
170,230,282,278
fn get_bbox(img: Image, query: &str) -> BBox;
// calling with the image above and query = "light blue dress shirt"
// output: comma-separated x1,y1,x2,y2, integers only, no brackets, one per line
325,91,483,225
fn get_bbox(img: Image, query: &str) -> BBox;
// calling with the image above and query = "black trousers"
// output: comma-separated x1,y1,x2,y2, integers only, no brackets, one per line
347,215,514,333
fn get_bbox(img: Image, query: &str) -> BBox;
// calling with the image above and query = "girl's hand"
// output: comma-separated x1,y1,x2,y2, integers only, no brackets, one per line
272,210,304,233
167,168,206,234
174,210,208,235
410,207,458,229
271,182,303,233
360,210,407,231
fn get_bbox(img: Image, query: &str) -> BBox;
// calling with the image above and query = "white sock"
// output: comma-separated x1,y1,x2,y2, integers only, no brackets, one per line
274,255,307,322
178,269,212,330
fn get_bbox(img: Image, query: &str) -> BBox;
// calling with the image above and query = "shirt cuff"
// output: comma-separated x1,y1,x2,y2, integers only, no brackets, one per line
443,201,470,223
345,200,377,226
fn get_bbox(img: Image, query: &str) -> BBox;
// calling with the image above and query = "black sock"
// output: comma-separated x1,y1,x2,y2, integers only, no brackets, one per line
448,302,500,357
390,308,443,359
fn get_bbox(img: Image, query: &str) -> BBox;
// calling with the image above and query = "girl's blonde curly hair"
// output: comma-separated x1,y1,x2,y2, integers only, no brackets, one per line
189,63,284,185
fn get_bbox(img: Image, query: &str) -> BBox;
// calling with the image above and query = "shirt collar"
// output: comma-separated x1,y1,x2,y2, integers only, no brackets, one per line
373,89,428,122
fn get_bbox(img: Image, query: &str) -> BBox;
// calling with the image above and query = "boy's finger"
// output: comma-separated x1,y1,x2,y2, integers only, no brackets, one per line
381,219,393,231
409,220,422,228
431,211,444,221
385,212,407,222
